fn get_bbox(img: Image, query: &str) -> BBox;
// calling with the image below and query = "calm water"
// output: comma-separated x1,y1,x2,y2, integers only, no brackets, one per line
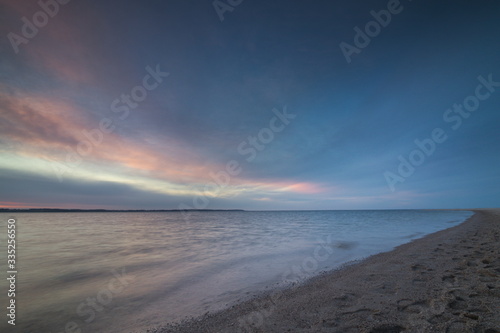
0,210,473,332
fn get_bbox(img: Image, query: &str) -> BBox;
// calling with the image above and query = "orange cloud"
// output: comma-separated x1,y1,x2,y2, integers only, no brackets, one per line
0,201,113,210
0,88,225,185
0,89,83,150
0,201,34,209
1,83,325,199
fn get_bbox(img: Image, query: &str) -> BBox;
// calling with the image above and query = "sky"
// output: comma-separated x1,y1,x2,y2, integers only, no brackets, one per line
0,0,499,210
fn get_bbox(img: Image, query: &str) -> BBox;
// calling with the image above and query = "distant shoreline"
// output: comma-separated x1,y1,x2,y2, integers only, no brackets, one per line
0,208,246,213
0,208,484,213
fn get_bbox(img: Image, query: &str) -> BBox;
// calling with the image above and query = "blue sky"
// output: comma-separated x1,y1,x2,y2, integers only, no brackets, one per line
0,0,499,210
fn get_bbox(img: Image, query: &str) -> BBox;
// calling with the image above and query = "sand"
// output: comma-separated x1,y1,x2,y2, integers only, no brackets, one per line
153,209,500,333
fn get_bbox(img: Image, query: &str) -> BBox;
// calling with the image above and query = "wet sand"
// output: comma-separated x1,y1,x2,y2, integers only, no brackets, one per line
152,209,500,333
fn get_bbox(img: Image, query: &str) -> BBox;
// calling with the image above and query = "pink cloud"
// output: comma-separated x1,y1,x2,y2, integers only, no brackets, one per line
0,89,228,184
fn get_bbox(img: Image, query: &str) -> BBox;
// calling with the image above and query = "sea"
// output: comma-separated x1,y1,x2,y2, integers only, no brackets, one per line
0,210,473,333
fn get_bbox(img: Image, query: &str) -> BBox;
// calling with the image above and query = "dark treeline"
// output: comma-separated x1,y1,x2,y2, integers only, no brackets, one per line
0,208,245,213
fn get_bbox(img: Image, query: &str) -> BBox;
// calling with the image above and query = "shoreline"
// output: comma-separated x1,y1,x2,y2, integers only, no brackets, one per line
150,209,499,333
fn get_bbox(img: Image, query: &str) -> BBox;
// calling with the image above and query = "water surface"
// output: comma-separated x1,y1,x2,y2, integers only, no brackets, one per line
0,210,473,332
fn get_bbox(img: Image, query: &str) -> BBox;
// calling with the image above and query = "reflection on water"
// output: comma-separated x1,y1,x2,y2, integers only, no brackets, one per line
0,210,473,332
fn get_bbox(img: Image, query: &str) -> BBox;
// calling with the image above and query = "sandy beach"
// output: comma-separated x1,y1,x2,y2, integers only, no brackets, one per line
154,209,499,333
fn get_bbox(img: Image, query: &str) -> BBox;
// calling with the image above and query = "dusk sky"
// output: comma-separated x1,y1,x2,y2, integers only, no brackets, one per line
1,0,499,210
